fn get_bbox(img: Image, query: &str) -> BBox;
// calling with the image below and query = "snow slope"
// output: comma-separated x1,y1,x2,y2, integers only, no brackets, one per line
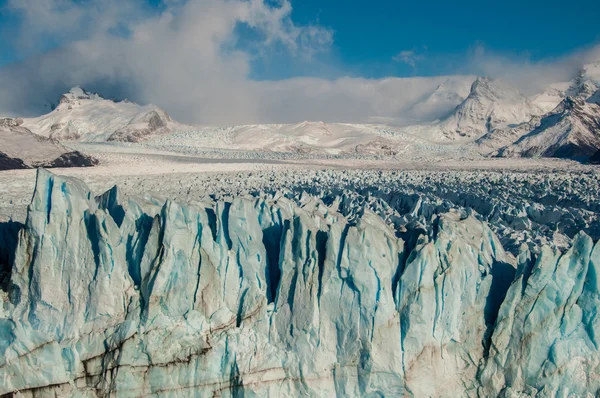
10,66,600,160
22,87,191,142
531,81,571,113
146,121,478,159
0,118,97,170
402,77,544,142
491,63,600,158
1,169,599,396
407,78,472,121
496,96,600,158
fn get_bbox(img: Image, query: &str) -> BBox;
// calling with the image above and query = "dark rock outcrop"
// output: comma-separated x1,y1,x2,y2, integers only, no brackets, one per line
0,118,98,170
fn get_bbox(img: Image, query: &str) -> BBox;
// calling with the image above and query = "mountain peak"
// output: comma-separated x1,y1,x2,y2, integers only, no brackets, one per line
471,76,492,87
582,61,600,82
467,77,521,102
567,62,600,98
432,76,540,140
59,86,102,105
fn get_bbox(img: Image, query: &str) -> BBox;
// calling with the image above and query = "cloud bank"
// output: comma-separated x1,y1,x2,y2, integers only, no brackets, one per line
0,0,598,125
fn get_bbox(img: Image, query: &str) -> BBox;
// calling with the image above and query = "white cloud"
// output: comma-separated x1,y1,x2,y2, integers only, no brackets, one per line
393,50,424,67
0,0,462,125
0,1,599,125
463,44,600,94
0,0,337,124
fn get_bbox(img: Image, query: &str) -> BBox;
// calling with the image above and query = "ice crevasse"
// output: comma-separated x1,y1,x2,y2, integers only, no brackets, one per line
0,169,599,397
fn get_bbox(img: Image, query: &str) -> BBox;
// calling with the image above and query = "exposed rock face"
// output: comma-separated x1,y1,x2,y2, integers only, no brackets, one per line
22,86,184,142
496,96,600,158
0,151,29,170
0,170,599,396
437,77,543,140
45,151,99,168
0,118,98,170
107,109,173,142
486,62,600,159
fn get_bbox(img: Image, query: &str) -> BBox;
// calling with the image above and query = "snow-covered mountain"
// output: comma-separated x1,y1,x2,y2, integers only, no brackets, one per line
402,77,545,142
474,115,543,155
0,118,97,170
21,87,189,142
567,62,600,98
407,79,472,121
440,77,543,138
495,95,600,158
531,82,570,113
489,62,600,158
5,66,600,161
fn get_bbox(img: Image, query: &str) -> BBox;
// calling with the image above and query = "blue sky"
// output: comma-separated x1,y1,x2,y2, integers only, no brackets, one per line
0,0,599,123
269,0,600,78
2,0,599,77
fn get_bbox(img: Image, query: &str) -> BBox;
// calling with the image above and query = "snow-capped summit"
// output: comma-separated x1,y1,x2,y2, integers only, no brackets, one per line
486,63,600,159
408,79,471,121
58,86,102,106
440,77,542,139
495,94,600,158
403,77,543,142
21,87,190,142
566,62,600,98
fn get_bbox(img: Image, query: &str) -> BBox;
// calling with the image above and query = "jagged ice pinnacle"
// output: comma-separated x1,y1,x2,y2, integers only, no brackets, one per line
0,169,599,396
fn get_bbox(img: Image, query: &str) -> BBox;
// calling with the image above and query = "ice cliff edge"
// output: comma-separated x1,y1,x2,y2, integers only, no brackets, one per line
0,169,599,397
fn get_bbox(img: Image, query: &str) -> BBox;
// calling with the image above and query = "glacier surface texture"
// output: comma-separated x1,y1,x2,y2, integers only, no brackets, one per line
1,169,600,397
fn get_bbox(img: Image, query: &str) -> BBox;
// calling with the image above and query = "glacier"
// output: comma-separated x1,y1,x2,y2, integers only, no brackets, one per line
1,169,600,397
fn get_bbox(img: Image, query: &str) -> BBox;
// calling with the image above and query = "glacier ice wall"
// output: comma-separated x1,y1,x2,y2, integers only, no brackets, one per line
0,169,599,397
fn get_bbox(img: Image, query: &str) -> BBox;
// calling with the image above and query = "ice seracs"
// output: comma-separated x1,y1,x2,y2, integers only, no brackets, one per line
479,234,600,396
1,170,599,396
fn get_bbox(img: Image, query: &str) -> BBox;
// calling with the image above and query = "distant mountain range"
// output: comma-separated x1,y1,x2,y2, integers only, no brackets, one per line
493,63,600,158
1,62,600,168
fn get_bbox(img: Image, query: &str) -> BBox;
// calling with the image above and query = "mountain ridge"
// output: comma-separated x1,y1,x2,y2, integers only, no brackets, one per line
4,63,600,161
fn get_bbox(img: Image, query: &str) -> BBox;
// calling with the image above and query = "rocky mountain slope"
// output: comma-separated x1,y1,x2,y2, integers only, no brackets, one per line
403,77,545,142
490,63,600,158
496,95,600,158
591,149,600,164
0,118,97,170
1,169,599,396
21,87,186,142
5,63,600,161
